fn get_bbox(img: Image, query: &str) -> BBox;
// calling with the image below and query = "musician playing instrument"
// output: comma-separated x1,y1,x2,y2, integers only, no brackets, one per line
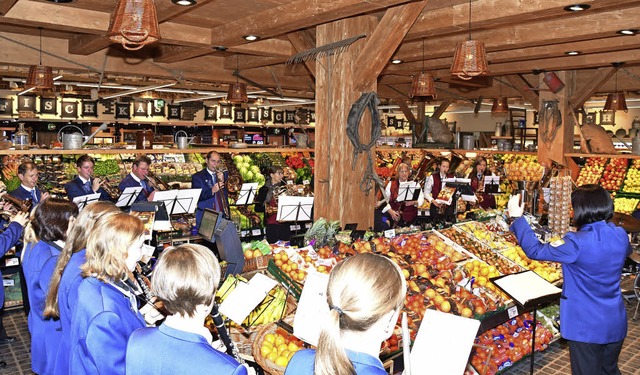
9,162,49,204
385,162,424,227
64,155,112,202
467,156,496,209
423,158,455,223
126,244,248,375
192,151,230,227
118,155,155,203
255,166,291,244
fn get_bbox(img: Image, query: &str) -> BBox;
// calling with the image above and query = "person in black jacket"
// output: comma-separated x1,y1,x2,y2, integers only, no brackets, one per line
254,166,290,244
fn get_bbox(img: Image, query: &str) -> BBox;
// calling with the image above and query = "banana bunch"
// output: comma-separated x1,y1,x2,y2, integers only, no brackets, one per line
243,286,288,327
216,274,249,301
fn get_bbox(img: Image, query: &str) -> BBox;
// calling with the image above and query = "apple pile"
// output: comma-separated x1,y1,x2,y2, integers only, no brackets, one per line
503,157,544,181
501,245,562,282
613,197,640,215
457,222,511,250
600,158,628,191
576,157,607,186
622,159,640,194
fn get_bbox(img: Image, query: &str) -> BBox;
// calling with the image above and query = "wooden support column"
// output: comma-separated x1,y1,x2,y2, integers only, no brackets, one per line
537,70,576,166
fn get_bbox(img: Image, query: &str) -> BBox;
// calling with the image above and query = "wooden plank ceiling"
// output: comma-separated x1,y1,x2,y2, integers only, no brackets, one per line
0,0,639,104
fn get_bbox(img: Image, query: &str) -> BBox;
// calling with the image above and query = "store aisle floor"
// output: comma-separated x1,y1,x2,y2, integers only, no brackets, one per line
1,275,640,374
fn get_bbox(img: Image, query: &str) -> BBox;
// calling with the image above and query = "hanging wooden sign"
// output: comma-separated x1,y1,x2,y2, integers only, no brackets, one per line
219,103,232,119
101,99,115,114
61,101,79,118
248,108,259,123
261,107,272,122
285,110,296,124
133,100,149,117
273,110,284,124
115,102,131,119
387,116,397,128
40,97,57,115
17,95,37,112
204,105,218,121
0,99,12,115
151,99,165,116
234,107,247,123
167,104,181,120
81,100,98,117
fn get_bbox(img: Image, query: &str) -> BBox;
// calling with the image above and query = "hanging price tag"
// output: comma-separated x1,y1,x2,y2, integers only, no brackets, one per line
384,229,396,238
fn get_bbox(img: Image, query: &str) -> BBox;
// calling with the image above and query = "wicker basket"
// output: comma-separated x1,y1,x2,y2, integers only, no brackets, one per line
251,316,295,375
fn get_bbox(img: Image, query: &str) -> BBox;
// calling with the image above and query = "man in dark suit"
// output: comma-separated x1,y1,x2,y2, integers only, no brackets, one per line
192,151,229,227
9,162,49,203
118,155,155,203
64,155,112,202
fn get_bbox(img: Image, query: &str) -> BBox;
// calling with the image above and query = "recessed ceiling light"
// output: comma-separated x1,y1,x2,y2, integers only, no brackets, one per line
617,29,640,35
45,0,74,2
171,0,197,5
565,51,581,55
563,4,591,12
243,35,260,42
391,59,402,64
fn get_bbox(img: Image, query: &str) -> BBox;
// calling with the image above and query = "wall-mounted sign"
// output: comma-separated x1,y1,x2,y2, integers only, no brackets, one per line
101,99,114,115
133,100,149,117
167,105,181,120
40,97,57,115
285,110,296,124
234,107,246,123
115,102,131,119
17,95,37,112
247,108,259,123
81,100,98,117
0,99,12,115
151,99,165,116
61,101,79,118
204,105,218,121
387,116,397,128
273,110,284,124
219,104,232,119
261,107,272,122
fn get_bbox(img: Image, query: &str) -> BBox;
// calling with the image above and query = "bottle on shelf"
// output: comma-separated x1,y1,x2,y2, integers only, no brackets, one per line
13,122,29,150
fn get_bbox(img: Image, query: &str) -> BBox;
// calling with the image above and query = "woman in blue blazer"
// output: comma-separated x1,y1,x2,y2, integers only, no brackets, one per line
285,253,406,375
42,201,119,375
509,184,631,375
21,198,78,375
69,212,146,375
126,244,247,375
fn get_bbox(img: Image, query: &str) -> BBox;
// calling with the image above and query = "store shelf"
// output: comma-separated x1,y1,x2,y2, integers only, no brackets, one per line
376,147,537,156
0,147,314,156
566,152,640,159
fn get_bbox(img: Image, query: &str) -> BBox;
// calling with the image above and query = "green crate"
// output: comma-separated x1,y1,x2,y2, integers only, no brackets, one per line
267,259,302,301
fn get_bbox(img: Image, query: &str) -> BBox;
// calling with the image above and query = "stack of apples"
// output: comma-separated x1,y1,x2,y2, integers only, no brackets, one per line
600,158,628,191
576,157,607,186
622,159,640,193
613,197,640,215
258,327,304,369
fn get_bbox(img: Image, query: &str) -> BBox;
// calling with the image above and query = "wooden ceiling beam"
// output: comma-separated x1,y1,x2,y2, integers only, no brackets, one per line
353,1,428,93
156,0,217,23
287,30,316,79
208,0,417,48
432,99,452,119
223,55,287,70
503,74,539,105
0,0,19,16
68,34,112,56
569,67,617,109
391,97,417,123
226,39,293,57
153,46,212,64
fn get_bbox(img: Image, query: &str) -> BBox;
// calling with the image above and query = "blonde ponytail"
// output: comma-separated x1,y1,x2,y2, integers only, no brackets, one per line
314,308,355,375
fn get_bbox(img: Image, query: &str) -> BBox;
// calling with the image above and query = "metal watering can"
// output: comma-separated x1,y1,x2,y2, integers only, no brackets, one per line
57,123,108,150
175,130,195,149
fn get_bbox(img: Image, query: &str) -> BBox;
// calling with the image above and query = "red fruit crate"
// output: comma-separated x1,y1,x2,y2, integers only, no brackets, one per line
243,254,274,273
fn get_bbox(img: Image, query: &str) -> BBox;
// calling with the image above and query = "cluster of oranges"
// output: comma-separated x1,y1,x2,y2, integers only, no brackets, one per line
274,252,308,282
259,328,304,369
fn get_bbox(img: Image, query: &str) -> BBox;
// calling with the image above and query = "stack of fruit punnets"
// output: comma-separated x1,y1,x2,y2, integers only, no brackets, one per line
622,159,640,193
600,158,628,191
576,157,607,186
456,222,511,250
501,245,562,282
614,197,640,215
503,156,544,181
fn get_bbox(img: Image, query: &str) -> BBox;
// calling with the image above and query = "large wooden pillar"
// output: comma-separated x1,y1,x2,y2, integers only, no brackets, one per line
537,70,576,166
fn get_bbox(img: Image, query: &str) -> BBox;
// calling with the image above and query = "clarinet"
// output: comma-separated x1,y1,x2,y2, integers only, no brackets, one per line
133,263,155,304
210,303,245,364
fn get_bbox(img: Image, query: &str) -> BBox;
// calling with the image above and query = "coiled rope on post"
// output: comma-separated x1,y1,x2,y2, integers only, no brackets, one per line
346,92,384,195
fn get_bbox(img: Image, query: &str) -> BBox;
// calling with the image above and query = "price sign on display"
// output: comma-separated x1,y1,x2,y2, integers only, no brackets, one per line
507,306,519,319
384,229,396,238
252,229,262,236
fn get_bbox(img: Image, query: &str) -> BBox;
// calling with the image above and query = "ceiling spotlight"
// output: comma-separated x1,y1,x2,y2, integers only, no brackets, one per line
45,0,74,3
213,46,228,51
563,4,591,12
243,35,260,42
565,51,581,55
171,0,197,5
616,29,640,35
391,58,402,64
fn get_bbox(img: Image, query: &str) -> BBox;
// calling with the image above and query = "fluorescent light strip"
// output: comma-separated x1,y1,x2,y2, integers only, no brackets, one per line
258,101,315,108
174,90,267,104
18,75,63,96
102,83,177,99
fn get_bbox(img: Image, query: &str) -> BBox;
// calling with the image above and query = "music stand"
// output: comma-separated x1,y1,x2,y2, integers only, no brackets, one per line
397,181,421,202
235,183,259,205
153,188,201,215
116,187,142,208
72,193,100,211
483,176,500,194
277,196,314,222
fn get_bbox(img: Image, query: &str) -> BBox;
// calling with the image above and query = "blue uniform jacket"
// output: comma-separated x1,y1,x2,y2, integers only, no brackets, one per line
64,176,111,202
69,277,145,375
126,323,247,375
285,349,386,375
22,240,64,375
511,218,631,344
9,185,43,203
192,168,230,226
118,174,153,203
0,222,24,308
53,249,86,375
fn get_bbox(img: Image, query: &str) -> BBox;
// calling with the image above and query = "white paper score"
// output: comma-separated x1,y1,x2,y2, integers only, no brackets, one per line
293,271,330,346
218,273,278,325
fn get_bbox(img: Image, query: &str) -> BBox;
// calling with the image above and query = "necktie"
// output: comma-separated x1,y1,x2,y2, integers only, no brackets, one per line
83,181,92,193
211,173,223,212
31,189,38,204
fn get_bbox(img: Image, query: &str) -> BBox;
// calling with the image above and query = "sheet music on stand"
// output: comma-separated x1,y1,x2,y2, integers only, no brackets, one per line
396,181,421,202
483,176,501,194
116,187,142,208
72,193,101,211
277,196,314,222
235,183,259,205
153,188,202,215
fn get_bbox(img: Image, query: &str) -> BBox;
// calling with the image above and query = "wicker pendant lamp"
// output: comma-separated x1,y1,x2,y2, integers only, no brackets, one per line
450,0,489,80
26,28,54,91
603,63,628,112
226,55,248,103
410,39,437,99
491,80,509,113
107,0,161,51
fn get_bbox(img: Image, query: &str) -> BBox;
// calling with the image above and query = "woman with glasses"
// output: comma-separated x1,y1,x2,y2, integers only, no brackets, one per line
255,166,291,243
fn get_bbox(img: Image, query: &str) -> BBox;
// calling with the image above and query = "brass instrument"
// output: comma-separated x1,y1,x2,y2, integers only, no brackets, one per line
213,167,231,219
91,175,120,200
0,181,32,215
265,185,287,215
146,170,171,191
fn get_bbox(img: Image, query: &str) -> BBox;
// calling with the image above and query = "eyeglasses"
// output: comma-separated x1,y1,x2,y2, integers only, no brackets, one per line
210,159,221,163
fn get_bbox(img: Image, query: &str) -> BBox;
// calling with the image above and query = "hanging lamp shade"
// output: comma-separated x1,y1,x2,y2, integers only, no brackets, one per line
410,72,437,99
450,40,489,80
107,0,161,51
26,65,54,90
491,97,509,113
603,92,628,112
226,82,248,103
